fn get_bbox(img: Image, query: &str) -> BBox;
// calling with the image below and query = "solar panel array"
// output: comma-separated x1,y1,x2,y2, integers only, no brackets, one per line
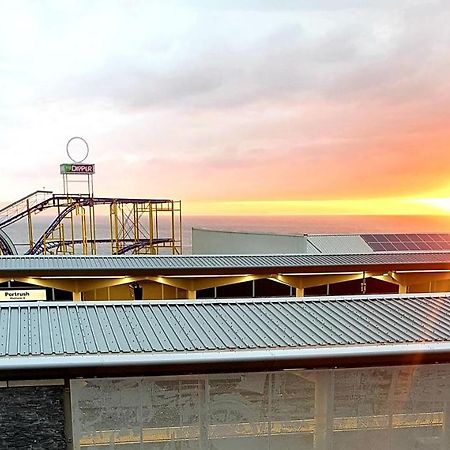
362,234,450,252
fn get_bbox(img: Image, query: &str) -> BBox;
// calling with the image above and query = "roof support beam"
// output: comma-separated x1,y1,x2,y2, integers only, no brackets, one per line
392,271,450,286
15,277,78,292
132,274,273,292
274,275,304,289
146,276,193,290
14,275,273,297
301,273,370,289
190,274,270,291
398,284,408,294
372,273,400,286
73,277,142,292
11,269,450,300
274,273,381,290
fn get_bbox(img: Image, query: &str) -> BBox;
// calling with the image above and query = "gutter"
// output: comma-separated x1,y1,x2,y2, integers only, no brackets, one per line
1,341,450,371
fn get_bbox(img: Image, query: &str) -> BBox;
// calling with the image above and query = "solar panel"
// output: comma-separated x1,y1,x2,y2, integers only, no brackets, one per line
362,234,450,252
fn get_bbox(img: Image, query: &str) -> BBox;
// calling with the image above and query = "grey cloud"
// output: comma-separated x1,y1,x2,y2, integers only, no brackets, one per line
177,0,430,12
74,65,224,108
50,1,450,113
55,21,364,109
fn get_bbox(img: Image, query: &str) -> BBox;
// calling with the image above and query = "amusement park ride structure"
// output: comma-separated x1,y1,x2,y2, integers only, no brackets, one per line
0,139,182,256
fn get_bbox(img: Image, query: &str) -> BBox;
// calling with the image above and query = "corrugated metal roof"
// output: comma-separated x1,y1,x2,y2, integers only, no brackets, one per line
1,294,450,366
1,252,450,276
307,234,373,254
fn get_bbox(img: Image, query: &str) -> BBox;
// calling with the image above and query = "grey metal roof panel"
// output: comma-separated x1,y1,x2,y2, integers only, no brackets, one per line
2,252,450,275
307,234,374,254
1,294,450,368
306,241,321,254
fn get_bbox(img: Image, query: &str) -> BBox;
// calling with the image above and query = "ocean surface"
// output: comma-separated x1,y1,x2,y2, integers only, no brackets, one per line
3,214,450,254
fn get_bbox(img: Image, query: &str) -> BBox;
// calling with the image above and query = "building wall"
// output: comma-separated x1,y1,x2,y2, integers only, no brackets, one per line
0,385,66,449
192,228,307,254
71,364,450,449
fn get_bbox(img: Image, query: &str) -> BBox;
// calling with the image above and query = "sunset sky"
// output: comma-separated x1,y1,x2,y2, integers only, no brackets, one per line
1,0,450,215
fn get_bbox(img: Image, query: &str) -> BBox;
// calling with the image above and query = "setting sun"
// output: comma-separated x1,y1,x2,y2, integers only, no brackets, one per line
415,198,450,214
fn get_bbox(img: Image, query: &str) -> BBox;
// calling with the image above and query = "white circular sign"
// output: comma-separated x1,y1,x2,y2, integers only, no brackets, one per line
66,137,89,163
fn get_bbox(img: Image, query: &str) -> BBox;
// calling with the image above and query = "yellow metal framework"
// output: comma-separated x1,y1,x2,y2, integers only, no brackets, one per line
0,192,182,256
110,199,182,255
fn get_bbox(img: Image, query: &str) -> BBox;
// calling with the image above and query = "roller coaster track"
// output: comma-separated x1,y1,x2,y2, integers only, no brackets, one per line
0,190,53,228
0,192,173,228
34,238,173,255
116,238,175,254
26,202,79,255
0,191,179,255
0,229,17,255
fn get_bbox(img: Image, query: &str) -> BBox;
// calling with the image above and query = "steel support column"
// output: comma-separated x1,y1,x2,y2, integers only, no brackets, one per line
314,371,334,450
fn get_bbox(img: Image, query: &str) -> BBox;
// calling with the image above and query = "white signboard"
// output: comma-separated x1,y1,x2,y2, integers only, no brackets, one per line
0,290,47,301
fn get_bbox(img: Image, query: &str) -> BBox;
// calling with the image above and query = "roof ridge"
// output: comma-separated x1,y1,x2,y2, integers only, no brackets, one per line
0,292,449,308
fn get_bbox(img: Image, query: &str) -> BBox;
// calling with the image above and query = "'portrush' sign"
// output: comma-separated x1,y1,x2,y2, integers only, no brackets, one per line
60,163,95,174
0,290,47,301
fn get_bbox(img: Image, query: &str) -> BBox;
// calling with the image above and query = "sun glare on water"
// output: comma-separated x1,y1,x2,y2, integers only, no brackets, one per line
186,198,450,216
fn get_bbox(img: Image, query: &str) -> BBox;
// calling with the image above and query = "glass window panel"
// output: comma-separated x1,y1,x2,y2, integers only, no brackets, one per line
71,377,201,449
71,364,450,450
269,372,314,450
208,373,270,449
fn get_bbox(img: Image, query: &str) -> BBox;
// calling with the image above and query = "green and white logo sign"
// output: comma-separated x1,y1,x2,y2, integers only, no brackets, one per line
60,163,95,174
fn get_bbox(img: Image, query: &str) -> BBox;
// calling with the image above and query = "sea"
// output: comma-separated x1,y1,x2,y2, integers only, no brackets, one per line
3,214,450,254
